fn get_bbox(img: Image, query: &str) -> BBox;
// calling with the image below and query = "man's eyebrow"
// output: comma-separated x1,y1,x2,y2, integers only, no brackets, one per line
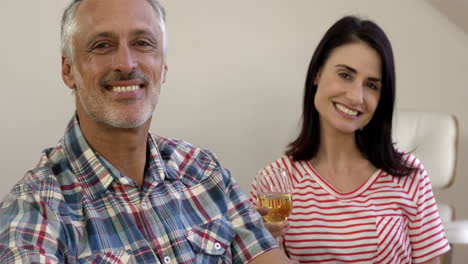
84,32,116,47
89,32,117,40
84,30,157,44
335,64,381,82
130,29,160,46
130,29,155,37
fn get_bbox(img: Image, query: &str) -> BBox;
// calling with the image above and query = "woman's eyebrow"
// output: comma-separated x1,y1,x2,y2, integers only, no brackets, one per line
335,64,381,82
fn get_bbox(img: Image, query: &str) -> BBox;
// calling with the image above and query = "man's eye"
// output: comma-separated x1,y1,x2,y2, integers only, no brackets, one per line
133,39,157,51
92,42,112,50
135,41,151,46
97,43,109,48
87,42,115,54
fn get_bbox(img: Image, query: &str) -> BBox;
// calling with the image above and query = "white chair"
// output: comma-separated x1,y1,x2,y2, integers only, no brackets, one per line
392,110,467,262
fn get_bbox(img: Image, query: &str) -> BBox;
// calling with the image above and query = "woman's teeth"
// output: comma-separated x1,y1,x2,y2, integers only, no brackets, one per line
335,103,358,116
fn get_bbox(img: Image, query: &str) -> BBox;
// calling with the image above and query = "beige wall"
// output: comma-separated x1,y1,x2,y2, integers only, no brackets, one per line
1,0,467,262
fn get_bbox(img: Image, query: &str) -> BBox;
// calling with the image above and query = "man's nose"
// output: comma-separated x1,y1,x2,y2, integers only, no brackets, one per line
111,45,137,74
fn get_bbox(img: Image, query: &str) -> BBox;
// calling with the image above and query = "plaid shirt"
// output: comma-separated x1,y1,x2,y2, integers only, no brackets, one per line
0,115,277,263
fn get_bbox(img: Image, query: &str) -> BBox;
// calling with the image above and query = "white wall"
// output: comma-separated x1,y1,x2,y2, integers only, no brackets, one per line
1,0,467,261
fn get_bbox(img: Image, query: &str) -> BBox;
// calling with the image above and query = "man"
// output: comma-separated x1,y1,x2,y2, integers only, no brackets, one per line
0,0,290,263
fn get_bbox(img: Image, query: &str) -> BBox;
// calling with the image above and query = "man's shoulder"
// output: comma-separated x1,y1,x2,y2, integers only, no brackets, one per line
6,143,74,207
19,146,62,183
152,134,218,163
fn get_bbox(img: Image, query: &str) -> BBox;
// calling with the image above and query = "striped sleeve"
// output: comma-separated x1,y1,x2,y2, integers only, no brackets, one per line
407,162,450,263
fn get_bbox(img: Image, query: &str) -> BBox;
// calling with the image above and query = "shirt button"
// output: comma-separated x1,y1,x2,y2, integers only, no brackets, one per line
141,202,147,209
164,256,171,263
214,242,221,250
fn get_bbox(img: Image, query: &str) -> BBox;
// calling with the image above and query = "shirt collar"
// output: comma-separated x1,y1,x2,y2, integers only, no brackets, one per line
61,114,176,201
146,132,179,183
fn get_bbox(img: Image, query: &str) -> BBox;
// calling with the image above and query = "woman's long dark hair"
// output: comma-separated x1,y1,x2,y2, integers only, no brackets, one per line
286,16,414,177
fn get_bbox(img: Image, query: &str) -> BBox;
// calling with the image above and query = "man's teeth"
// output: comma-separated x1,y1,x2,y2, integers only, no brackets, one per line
111,85,140,92
335,103,358,116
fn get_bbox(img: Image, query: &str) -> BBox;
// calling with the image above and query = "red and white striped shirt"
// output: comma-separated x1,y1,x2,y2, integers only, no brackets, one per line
251,154,450,264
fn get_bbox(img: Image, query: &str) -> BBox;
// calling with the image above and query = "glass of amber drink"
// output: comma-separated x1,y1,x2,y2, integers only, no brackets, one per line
256,167,293,223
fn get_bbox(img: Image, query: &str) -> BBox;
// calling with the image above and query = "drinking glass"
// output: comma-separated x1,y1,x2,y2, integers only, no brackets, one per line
256,167,293,224
256,167,297,262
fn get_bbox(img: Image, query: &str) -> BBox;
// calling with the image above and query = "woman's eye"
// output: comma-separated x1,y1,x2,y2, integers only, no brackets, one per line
367,82,378,90
338,72,351,80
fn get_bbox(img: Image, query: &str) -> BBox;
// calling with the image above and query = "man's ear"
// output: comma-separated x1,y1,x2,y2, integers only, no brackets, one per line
161,63,168,84
62,56,76,89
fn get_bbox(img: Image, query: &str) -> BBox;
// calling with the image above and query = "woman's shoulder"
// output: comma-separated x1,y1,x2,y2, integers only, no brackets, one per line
398,151,426,174
261,155,298,170
260,155,311,184
387,151,429,186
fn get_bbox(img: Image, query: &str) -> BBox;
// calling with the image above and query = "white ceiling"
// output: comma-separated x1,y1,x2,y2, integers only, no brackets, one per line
427,0,468,35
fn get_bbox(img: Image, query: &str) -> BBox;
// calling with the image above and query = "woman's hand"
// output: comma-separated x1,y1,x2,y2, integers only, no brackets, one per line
255,207,290,238
254,207,298,263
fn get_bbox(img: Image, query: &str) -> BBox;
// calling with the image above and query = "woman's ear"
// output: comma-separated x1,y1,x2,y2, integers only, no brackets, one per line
314,69,322,86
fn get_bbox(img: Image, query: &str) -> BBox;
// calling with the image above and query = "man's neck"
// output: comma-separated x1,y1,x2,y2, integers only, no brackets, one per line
78,112,150,188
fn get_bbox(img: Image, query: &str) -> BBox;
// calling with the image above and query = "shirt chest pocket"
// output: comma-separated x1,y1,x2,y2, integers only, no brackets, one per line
186,218,236,256
375,216,411,263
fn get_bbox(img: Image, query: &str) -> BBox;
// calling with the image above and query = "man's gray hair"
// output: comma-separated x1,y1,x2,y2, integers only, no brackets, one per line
60,0,167,61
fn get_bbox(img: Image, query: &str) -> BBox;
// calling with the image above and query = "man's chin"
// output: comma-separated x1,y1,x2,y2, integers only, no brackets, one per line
90,112,152,129
104,117,150,129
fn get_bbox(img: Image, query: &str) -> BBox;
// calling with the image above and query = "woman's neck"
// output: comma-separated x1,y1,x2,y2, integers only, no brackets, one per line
310,127,376,193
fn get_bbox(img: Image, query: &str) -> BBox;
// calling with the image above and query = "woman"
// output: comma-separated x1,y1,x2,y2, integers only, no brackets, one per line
251,16,449,263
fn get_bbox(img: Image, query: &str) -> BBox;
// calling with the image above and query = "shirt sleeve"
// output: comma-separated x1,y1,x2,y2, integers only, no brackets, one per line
249,175,259,207
0,183,65,263
408,164,451,263
211,154,278,264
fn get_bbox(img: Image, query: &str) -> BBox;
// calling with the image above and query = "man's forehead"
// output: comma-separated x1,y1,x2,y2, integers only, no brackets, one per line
75,0,161,24
74,0,164,37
